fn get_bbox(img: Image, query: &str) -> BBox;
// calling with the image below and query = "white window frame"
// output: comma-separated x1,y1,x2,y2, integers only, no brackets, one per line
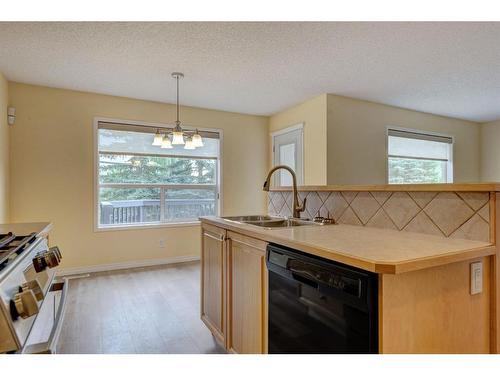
385,126,454,184
271,123,305,186
93,117,223,232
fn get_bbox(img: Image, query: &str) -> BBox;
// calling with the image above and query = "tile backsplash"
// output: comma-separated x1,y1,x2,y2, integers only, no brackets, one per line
268,190,492,242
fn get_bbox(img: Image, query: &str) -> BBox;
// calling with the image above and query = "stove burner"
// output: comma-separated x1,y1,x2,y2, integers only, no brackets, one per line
0,232,16,248
0,232,38,272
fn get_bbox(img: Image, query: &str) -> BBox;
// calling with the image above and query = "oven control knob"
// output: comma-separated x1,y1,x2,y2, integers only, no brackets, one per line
13,290,39,319
50,246,62,261
32,251,48,273
44,249,60,268
21,279,44,301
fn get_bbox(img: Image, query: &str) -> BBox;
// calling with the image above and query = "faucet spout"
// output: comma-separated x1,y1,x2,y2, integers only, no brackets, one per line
262,165,305,219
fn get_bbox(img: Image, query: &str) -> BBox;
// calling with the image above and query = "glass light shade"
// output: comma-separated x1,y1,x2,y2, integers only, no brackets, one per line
172,131,185,145
192,133,204,148
152,130,163,146
184,137,196,150
161,135,173,149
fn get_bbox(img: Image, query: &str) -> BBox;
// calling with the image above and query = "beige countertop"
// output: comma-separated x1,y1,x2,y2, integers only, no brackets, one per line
201,216,495,274
0,222,52,237
270,182,500,192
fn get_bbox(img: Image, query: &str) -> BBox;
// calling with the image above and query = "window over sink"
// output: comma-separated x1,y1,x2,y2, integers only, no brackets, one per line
95,119,221,229
387,128,453,184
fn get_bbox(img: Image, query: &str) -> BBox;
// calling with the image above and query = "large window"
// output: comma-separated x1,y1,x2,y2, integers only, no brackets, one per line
96,120,220,228
387,128,453,184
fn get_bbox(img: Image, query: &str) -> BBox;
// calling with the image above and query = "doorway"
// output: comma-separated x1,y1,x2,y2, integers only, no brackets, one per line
271,123,304,186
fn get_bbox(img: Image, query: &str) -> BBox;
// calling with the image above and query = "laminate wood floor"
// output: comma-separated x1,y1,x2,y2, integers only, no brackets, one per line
56,261,225,354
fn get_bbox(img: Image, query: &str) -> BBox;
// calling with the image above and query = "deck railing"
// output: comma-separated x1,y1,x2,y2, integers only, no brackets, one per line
100,199,215,225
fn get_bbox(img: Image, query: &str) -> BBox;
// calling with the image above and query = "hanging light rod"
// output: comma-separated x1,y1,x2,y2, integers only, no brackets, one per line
151,72,204,149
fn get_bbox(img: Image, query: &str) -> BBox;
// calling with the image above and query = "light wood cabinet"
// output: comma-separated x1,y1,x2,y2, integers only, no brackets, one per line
226,231,268,354
200,223,268,353
200,224,227,346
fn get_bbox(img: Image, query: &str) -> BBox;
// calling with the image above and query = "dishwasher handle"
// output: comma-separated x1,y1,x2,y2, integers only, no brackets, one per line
266,245,368,302
291,271,319,289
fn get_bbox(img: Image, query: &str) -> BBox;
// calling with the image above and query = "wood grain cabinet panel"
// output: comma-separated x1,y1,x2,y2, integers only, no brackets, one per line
200,224,227,346
380,256,491,353
226,231,268,354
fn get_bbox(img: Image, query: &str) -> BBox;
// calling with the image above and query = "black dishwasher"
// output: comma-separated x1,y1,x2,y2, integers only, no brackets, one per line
266,244,378,354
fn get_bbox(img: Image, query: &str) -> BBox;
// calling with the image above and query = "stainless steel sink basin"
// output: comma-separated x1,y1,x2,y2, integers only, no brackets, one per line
222,215,280,222
247,218,318,228
222,215,319,229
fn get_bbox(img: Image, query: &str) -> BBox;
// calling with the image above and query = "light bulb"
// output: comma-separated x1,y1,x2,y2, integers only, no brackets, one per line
184,137,196,150
161,135,173,149
152,129,163,146
192,133,204,148
172,131,185,145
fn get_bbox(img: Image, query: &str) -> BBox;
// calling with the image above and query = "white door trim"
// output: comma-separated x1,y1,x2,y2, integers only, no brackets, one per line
271,123,304,185
271,122,304,137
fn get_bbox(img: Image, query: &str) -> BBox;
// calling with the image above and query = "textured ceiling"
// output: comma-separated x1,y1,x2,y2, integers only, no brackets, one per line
1,22,499,122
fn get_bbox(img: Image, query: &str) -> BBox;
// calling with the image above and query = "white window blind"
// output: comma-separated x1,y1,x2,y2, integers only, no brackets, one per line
387,128,453,184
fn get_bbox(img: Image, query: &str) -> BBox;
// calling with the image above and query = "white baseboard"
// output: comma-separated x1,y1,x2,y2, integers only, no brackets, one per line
56,255,200,276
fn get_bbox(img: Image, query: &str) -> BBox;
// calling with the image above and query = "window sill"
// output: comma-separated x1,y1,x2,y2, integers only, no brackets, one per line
94,221,201,233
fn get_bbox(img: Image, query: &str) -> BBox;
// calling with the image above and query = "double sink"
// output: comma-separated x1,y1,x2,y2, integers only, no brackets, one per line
221,215,320,229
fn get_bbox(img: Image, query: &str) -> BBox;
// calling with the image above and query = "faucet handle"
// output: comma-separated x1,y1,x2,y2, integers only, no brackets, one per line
299,196,307,212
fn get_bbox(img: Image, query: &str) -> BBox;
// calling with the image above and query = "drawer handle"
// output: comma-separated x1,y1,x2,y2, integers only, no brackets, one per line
205,232,225,241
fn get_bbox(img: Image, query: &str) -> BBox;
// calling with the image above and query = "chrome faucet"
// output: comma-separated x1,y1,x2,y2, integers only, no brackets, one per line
262,165,306,219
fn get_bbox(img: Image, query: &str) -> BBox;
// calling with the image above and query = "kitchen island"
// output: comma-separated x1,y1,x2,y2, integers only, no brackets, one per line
199,183,500,354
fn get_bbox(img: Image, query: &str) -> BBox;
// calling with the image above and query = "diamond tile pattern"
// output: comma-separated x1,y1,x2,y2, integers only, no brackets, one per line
403,211,443,236
478,203,490,223
366,209,397,230
317,191,331,204
322,192,349,220
306,192,323,218
408,192,438,209
338,207,362,225
341,191,358,204
424,192,474,236
457,192,490,211
270,192,286,213
450,214,490,241
371,192,392,206
350,192,380,224
382,192,420,230
268,190,492,242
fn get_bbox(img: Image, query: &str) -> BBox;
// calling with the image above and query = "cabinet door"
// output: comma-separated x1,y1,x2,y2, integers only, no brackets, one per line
201,224,226,345
227,231,268,354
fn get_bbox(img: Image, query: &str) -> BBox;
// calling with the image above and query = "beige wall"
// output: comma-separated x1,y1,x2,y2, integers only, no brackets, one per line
269,94,328,185
8,82,268,270
327,95,481,185
0,73,8,223
480,119,500,181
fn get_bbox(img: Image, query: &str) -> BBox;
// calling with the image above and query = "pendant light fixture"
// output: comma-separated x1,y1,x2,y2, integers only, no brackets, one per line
184,136,196,150
152,128,163,146
192,129,204,148
151,72,204,149
171,72,185,145
161,134,173,149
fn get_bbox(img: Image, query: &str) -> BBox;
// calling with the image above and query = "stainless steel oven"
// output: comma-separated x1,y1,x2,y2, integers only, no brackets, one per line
22,279,68,354
0,232,66,354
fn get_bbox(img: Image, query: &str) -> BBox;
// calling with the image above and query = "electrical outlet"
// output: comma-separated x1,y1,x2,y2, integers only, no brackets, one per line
470,262,483,295
159,239,165,248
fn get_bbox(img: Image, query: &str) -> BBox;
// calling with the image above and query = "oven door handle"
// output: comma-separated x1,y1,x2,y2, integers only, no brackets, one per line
22,280,68,354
